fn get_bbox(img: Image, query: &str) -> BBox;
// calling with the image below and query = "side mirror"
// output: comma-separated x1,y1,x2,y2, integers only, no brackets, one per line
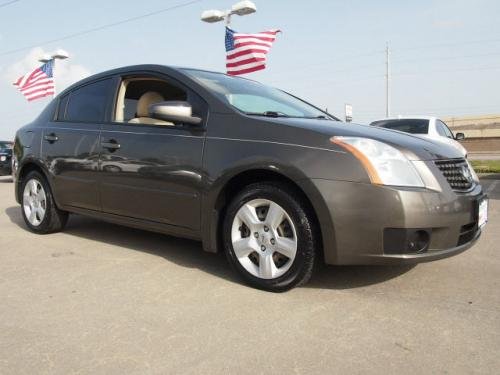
455,132,465,141
149,101,202,125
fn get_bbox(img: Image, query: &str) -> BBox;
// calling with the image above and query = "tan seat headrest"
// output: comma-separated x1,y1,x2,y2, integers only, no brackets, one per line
136,92,165,118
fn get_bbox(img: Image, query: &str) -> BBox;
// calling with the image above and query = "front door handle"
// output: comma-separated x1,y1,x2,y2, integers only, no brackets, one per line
44,133,58,143
101,139,121,151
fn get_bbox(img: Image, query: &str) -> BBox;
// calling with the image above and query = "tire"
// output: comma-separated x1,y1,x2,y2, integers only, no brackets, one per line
20,171,68,234
223,182,317,292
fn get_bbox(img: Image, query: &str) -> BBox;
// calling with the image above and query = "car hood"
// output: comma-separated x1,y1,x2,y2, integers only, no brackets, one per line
411,134,468,157
263,118,464,161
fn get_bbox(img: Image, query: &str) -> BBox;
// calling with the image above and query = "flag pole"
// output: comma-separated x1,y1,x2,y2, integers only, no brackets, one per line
39,49,69,98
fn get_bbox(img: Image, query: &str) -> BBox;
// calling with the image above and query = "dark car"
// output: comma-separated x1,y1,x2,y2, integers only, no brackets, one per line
13,65,488,291
0,141,13,176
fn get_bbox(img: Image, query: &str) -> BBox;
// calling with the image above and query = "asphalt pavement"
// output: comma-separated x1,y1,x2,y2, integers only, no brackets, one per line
0,176,499,374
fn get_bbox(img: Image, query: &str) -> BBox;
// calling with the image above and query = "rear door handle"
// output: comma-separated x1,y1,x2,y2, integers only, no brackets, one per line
44,133,58,143
101,139,121,151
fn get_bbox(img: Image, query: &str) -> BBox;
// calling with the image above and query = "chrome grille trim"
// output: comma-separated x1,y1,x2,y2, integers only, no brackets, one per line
434,159,474,192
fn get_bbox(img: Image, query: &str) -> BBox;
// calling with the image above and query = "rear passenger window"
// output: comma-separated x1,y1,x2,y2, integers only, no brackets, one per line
65,79,113,122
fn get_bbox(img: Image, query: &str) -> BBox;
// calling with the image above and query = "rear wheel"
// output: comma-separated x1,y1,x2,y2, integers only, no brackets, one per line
223,182,317,292
21,171,68,234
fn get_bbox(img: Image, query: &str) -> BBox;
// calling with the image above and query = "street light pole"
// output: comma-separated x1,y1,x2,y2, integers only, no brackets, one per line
201,0,256,26
38,49,69,96
385,42,390,118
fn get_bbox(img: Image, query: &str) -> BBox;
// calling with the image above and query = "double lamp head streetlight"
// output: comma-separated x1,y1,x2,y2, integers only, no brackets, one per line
201,0,257,26
38,49,69,63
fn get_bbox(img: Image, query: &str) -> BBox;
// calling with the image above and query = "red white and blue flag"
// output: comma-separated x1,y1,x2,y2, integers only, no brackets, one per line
225,27,280,75
13,60,55,101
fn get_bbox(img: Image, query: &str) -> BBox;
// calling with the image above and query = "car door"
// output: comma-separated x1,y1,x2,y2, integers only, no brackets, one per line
99,73,207,230
42,78,114,211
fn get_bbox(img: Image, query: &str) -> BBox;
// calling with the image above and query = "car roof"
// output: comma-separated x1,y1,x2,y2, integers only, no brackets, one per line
57,64,255,99
371,116,438,122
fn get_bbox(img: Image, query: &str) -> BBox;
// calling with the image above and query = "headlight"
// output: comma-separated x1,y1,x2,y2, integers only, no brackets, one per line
0,156,6,162
466,159,479,183
331,136,424,187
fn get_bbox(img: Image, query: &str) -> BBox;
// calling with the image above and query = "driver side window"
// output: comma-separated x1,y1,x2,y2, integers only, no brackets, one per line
114,77,187,125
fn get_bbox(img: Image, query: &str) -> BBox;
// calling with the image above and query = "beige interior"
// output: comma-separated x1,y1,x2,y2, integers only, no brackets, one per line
129,92,173,125
115,78,174,126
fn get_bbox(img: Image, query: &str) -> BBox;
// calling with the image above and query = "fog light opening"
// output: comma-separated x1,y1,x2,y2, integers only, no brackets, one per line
407,230,430,253
384,228,432,255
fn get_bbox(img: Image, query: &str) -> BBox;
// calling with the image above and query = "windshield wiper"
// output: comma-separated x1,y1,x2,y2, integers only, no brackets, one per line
245,111,290,118
298,115,332,120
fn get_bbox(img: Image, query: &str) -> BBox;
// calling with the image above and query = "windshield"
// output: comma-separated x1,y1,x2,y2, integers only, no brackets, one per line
0,142,12,150
182,69,335,120
371,119,429,134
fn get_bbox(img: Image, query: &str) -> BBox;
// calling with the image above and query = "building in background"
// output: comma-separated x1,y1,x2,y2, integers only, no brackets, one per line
444,114,500,138
443,114,500,154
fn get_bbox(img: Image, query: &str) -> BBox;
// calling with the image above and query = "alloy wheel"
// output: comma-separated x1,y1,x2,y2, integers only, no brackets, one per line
231,198,298,279
23,178,47,227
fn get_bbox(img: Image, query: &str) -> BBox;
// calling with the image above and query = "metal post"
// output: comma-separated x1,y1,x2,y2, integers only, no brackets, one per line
385,42,390,117
51,58,57,96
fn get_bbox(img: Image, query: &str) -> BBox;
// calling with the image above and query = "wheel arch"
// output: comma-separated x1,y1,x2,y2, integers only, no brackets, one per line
16,159,52,204
202,167,336,265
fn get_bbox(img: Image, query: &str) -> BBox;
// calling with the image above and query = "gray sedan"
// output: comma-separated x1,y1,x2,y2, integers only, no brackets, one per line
12,65,487,291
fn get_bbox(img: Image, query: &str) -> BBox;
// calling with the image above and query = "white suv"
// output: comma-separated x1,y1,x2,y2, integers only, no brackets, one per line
370,116,467,157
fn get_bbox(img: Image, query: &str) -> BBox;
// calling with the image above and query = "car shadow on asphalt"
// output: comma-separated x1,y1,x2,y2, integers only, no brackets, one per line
306,264,415,290
5,206,415,291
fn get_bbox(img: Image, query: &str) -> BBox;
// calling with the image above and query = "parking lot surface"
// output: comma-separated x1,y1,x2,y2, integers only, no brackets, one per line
0,177,499,374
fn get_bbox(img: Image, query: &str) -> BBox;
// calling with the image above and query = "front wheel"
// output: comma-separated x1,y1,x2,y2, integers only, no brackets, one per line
223,182,317,292
21,171,68,234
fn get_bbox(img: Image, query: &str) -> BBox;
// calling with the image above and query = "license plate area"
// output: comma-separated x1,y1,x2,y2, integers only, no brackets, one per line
478,197,488,228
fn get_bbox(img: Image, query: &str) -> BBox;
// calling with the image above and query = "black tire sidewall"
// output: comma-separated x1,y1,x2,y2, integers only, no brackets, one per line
223,183,315,291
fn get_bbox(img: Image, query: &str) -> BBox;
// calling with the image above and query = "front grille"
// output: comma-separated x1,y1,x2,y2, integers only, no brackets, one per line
435,159,474,192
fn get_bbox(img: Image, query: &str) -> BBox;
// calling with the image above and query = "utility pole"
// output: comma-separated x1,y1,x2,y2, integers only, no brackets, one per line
385,42,390,117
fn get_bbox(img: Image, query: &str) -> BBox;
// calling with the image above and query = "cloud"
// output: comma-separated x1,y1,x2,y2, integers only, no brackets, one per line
4,47,91,91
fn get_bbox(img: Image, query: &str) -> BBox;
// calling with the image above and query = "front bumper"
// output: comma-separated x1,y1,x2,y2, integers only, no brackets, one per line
312,178,484,265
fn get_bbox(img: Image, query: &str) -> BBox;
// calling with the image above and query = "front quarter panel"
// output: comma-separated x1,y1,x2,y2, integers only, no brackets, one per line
204,113,371,182
201,114,371,260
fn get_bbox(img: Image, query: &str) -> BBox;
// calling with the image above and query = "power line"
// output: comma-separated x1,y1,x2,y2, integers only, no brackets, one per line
0,0,19,9
267,50,384,78
392,51,500,64
0,0,204,57
295,74,383,91
393,65,500,77
392,37,500,52
266,61,384,84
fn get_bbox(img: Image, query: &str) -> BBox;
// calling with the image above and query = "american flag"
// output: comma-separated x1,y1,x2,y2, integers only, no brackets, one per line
13,60,55,101
225,27,280,75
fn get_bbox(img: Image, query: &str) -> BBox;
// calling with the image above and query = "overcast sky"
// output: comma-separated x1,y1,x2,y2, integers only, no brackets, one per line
0,0,499,139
